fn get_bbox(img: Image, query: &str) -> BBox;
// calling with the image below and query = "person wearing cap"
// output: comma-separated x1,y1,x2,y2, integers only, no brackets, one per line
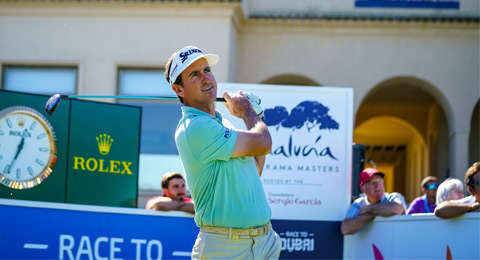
341,168,407,235
165,46,281,259
435,162,480,219
406,176,438,214
145,171,195,214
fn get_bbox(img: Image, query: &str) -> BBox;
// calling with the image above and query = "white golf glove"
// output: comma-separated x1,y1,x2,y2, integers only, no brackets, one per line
244,92,263,117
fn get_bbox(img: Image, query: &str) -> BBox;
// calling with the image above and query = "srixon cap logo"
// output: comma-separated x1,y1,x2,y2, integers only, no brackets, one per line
180,48,203,63
263,101,339,132
263,101,339,160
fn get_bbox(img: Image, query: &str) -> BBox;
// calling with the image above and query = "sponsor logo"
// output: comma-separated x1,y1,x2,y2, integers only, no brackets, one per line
279,231,315,253
72,133,133,175
72,157,132,174
179,48,203,63
263,101,339,132
9,130,31,138
224,128,230,138
268,193,322,207
169,64,179,81
17,115,25,127
263,101,339,160
96,133,113,155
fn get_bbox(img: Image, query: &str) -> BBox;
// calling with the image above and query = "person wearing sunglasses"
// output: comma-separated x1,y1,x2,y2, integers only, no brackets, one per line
341,168,407,235
406,176,439,214
435,162,480,219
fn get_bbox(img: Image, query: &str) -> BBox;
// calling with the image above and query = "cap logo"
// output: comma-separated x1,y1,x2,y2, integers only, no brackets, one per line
180,49,203,63
170,64,178,79
168,46,219,86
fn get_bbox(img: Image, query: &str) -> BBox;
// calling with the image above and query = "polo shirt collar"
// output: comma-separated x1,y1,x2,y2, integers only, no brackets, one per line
182,106,223,121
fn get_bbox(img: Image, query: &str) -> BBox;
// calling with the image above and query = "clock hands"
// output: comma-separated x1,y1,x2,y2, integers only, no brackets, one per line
6,129,28,174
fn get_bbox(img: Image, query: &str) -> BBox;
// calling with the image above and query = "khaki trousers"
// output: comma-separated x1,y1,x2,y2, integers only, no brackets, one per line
192,223,282,260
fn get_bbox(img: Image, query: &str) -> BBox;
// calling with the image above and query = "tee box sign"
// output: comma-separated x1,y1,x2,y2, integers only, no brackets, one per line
66,100,141,208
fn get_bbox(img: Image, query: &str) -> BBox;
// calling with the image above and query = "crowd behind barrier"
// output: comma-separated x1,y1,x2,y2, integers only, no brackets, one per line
343,212,480,259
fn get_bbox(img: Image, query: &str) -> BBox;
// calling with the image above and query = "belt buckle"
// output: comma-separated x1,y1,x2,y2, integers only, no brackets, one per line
249,227,259,237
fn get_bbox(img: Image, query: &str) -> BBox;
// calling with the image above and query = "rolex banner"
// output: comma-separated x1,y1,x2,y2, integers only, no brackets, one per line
0,90,141,208
217,84,353,221
66,100,141,207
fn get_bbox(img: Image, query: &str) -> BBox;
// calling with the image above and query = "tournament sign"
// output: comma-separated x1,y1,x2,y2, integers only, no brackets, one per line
218,84,353,221
218,84,352,259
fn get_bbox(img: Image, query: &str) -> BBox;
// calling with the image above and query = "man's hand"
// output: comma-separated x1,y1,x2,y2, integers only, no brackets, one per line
244,92,263,117
222,91,257,120
224,91,272,159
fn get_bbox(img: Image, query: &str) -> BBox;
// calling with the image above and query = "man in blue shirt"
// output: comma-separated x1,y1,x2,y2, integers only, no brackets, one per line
341,168,407,235
165,46,281,259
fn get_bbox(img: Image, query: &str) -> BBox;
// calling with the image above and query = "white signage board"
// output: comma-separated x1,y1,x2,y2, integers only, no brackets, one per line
343,213,480,259
218,83,353,221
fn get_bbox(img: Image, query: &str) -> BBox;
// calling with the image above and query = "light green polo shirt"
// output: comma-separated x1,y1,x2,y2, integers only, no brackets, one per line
175,106,271,228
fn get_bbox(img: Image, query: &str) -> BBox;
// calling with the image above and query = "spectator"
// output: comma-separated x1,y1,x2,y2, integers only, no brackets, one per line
145,171,195,214
435,162,480,219
341,168,407,235
436,178,464,205
406,176,438,214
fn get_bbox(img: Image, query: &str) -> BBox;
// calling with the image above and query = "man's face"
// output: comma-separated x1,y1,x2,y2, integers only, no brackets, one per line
423,180,438,202
470,171,480,202
164,178,187,201
447,187,464,201
173,58,217,110
361,174,385,203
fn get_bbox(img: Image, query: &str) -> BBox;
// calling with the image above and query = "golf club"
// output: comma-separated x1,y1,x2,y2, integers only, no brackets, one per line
45,94,226,115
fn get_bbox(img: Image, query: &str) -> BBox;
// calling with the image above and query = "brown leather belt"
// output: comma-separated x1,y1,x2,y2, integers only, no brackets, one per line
200,221,271,238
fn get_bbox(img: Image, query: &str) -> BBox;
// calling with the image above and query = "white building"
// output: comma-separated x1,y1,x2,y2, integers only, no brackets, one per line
0,0,478,205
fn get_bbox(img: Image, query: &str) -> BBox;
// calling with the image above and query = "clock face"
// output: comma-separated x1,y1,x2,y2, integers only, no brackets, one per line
0,106,57,189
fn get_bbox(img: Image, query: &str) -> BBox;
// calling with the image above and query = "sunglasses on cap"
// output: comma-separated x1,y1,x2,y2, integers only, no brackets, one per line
470,180,480,187
425,183,439,190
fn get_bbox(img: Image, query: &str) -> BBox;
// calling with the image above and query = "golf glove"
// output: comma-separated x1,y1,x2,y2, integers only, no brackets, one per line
244,92,263,117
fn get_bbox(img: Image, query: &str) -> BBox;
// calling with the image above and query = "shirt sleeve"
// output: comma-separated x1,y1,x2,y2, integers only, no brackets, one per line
345,198,363,218
145,196,161,209
388,193,408,212
406,198,420,215
345,204,360,218
185,116,238,164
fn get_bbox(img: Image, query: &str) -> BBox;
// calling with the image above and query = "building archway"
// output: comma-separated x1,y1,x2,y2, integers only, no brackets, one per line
261,74,320,86
354,116,426,202
355,77,450,202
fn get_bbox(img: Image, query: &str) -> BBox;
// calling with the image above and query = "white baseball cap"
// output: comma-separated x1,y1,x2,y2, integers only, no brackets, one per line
168,46,220,86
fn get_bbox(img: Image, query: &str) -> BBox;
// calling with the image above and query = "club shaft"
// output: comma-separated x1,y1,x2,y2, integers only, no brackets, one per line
60,95,225,102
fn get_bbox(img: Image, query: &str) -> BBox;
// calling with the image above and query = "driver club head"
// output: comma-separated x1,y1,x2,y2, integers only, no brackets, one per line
45,94,61,115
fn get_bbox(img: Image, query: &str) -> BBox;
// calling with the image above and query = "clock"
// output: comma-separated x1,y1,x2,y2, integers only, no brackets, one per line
0,106,57,189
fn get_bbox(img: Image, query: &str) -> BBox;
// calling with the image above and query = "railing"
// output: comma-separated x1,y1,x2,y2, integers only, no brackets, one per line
343,213,480,259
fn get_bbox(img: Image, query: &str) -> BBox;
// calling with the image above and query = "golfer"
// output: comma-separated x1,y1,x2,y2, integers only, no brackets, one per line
166,46,281,259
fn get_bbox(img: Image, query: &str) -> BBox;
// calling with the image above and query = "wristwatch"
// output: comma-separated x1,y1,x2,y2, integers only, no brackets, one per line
0,106,57,189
